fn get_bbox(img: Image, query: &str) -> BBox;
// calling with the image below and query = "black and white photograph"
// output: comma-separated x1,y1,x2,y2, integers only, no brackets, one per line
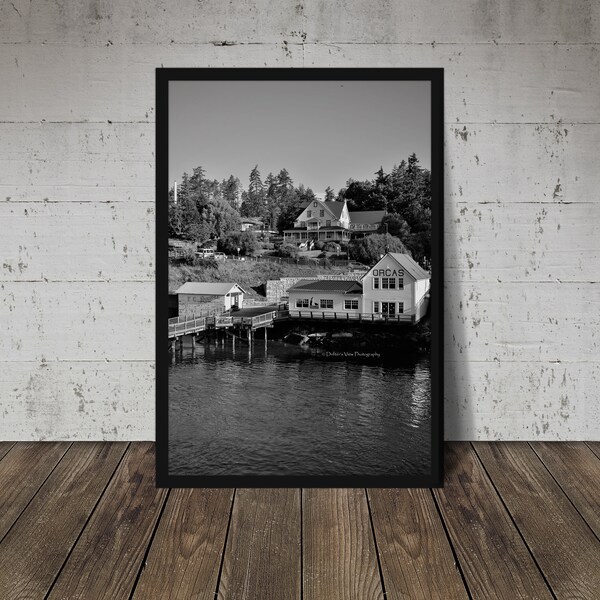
157,69,443,487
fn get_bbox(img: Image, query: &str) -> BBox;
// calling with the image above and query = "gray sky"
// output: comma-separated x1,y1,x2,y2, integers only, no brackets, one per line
169,80,430,195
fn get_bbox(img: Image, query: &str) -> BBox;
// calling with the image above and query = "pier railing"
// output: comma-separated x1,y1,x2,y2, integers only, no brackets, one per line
286,310,414,323
168,316,207,338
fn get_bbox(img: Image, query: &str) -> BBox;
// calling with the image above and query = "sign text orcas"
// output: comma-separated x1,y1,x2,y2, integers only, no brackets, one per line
372,268,405,277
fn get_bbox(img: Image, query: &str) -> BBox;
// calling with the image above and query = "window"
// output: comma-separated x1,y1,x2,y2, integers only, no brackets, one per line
382,277,395,289
296,299,309,308
307,210,311,218
398,278,404,289
300,220,306,227
373,277,379,289
320,299,333,309
320,210,324,217
398,302,404,313
326,220,331,226
344,300,359,310
326,231,333,239
373,301,380,313
313,202,318,207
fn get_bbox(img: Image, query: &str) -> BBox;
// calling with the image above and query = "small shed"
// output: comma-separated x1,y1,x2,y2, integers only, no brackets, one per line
176,282,246,317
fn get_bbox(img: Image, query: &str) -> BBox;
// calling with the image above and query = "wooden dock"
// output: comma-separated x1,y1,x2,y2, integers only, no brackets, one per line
168,305,424,340
0,442,598,598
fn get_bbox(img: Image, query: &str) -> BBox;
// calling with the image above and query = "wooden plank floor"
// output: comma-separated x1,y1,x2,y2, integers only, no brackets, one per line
0,443,598,599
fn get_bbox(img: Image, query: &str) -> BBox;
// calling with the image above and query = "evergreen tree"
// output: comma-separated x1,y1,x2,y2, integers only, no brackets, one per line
220,175,242,209
241,165,265,218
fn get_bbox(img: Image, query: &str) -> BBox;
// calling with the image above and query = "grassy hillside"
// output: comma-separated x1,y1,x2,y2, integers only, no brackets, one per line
169,259,347,296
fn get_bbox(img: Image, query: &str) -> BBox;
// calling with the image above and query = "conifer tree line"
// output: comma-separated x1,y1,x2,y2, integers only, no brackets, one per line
169,153,431,260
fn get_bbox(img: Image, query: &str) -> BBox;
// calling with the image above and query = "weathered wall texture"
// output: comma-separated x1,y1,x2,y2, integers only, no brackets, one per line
1,1,599,440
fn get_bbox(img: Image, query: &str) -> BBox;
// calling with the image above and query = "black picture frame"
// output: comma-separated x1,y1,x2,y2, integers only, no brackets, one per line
156,68,444,488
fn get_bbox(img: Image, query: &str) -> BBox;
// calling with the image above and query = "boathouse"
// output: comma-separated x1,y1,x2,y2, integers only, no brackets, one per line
176,282,246,318
362,253,430,321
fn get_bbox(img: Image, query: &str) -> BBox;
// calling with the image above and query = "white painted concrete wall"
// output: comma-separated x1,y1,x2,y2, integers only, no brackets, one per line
1,1,598,440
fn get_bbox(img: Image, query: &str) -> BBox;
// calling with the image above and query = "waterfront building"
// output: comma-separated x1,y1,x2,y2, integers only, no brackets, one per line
283,199,387,245
362,253,430,321
288,280,364,314
286,252,430,323
176,282,246,317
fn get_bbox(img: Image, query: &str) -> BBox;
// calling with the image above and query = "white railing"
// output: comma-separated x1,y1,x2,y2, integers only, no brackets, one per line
168,316,207,337
286,310,413,323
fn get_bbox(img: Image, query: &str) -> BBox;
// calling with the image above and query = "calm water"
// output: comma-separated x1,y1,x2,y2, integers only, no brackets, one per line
168,339,431,477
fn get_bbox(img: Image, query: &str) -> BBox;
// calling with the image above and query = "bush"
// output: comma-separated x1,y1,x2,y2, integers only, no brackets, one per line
348,234,410,265
217,231,260,256
323,241,341,253
277,244,299,258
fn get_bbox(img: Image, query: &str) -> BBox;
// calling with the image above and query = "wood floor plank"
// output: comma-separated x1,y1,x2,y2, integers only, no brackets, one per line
586,441,600,460
303,488,384,600
0,441,70,541
0,442,15,462
0,442,127,600
474,442,600,599
434,443,553,600
368,488,468,599
47,442,167,600
218,489,300,600
132,488,234,600
531,442,600,538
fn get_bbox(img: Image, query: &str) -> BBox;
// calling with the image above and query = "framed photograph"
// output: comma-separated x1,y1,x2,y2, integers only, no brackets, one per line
156,68,444,487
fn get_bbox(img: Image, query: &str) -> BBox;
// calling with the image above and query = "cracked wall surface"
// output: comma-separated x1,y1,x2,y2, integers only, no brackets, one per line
1,0,599,440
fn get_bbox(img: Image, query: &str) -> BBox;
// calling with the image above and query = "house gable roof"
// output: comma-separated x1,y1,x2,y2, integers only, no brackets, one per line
288,280,363,294
348,210,386,225
366,253,430,281
297,200,346,221
176,282,246,295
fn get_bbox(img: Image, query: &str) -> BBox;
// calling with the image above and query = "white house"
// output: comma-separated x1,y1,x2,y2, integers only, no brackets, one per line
176,282,246,317
361,253,430,322
283,199,389,245
283,199,352,244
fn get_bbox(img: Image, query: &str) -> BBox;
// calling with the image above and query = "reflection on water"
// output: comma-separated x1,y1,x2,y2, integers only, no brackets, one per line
168,339,431,477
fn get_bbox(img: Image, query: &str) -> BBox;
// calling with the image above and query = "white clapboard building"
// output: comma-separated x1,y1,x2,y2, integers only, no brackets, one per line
361,253,430,322
287,253,430,323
